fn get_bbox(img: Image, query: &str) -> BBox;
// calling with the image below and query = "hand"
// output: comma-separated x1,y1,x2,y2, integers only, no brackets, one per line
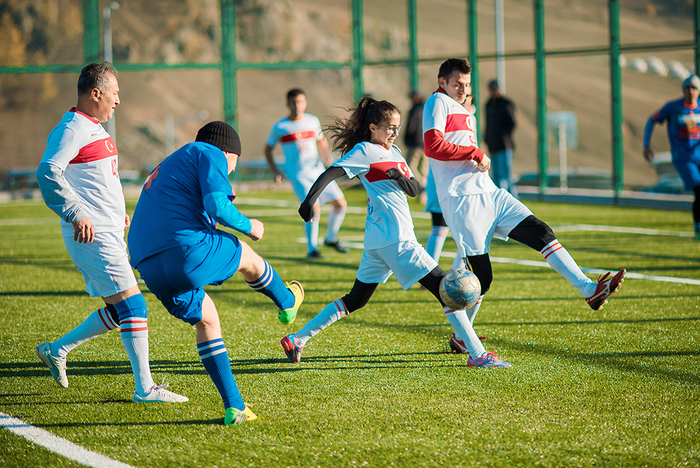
124,214,131,229
643,147,654,162
246,219,264,241
299,202,313,222
477,154,491,172
385,168,401,180
274,172,283,185
72,217,95,243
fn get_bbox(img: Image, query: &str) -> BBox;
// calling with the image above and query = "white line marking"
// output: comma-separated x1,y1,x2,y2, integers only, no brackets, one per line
0,411,136,468
298,237,700,286
552,223,693,238
0,218,55,226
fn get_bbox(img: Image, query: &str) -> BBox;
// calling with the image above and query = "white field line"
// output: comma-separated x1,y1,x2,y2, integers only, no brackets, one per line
552,223,694,238
298,239,700,286
0,411,136,468
0,217,55,226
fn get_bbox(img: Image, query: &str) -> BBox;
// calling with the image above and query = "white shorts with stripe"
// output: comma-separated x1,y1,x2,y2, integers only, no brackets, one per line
63,230,138,298
356,240,438,290
440,188,532,257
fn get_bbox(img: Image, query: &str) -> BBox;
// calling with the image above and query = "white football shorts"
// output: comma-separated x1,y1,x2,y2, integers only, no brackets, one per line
441,188,532,257
356,240,438,290
289,164,344,205
63,230,138,297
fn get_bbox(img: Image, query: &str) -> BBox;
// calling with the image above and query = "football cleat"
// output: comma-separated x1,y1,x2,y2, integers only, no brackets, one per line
585,269,626,310
35,342,68,388
324,239,350,254
448,332,486,354
132,382,189,403
279,281,304,324
306,250,324,260
225,406,258,425
467,352,511,368
280,334,304,363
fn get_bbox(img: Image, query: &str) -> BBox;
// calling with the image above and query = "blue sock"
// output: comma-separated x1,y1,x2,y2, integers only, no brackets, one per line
245,260,294,309
197,338,244,410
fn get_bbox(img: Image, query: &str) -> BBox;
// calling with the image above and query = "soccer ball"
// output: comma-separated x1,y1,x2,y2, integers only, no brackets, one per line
439,268,481,310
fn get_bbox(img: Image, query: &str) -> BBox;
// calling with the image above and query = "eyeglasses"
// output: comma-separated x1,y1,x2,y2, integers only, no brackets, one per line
377,125,402,135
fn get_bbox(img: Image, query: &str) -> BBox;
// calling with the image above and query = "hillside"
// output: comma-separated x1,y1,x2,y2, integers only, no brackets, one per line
0,0,694,188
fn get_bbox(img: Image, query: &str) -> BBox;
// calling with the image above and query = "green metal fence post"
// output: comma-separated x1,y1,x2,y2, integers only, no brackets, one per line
534,0,548,195
82,0,101,63
467,0,479,126
220,0,237,127
351,0,365,102
407,0,419,91
609,0,624,197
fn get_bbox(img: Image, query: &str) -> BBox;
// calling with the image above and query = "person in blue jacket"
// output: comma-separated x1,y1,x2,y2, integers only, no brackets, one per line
644,75,700,240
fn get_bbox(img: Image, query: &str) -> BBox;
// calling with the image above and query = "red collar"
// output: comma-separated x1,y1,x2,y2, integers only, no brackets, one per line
70,107,100,124
434,87,447,95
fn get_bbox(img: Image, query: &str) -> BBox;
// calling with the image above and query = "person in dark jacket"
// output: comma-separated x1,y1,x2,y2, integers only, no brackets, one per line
484,79,518,196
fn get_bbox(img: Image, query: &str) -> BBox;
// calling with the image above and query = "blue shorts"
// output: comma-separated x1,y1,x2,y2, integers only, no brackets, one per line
135,230,243,325
673,157,700,191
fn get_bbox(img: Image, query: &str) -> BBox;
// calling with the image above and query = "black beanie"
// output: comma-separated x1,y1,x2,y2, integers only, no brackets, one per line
195,121,242,155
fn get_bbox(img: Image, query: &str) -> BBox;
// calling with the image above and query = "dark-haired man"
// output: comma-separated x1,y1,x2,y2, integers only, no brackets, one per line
265,88,349,258
423,58,626,352
35,61,187,403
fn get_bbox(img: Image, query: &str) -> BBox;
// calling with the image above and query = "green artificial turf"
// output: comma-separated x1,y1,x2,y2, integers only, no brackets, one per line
0,190,698,467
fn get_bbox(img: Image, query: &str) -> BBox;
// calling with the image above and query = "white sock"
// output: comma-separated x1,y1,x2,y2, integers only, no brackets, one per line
296,299,349,346
466,295,484,325
120,318,154,396
451,253,464,271
51,307,119,358
325,206,347,243
541,240,596,297
444,307,486,359
426,226,449,261
305,219,320,253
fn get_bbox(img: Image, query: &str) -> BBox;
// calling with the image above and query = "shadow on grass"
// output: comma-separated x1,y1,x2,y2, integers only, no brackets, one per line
0,290,87,297
34,418,228,428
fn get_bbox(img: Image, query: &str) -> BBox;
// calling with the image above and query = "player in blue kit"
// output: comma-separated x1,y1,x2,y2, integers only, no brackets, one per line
644,75,700,240
127,121,304,425
280,97,509,368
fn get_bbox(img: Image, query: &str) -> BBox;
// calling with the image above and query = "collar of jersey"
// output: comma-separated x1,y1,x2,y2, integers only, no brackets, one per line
70,107,100,124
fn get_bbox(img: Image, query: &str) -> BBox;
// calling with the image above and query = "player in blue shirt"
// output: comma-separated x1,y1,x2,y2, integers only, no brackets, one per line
128,121,304,425
644,75,700,239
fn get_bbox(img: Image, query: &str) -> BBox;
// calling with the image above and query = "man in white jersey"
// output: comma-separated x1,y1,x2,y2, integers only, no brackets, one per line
423,58,626,352
35,61,186,403
265,88,349,259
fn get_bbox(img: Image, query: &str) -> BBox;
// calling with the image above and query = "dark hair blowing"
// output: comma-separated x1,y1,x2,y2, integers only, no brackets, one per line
438,58,471,79
287,88,305,101
77,61,118,97
327,96,400,155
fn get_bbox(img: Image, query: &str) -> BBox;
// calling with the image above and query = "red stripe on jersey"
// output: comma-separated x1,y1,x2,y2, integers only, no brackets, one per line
680,126,700,139
280,130,316,143
445,114,469,133
70,137,117,164
365,161,411,183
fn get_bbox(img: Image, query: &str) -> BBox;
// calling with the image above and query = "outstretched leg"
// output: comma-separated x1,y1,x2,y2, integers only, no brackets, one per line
281,280,378,363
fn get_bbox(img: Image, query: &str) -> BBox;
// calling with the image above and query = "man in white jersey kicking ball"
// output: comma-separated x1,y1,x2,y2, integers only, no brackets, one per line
265,88,349,259
35,61,187,403
422,58,626,353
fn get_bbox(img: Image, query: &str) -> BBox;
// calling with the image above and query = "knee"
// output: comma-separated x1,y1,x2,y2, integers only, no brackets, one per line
238,241,265,278
340,281,376,312
333,197,347,209
112,293,148,323
466,255,493,295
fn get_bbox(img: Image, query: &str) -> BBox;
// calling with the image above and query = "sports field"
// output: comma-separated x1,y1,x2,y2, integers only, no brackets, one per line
1,188,698,467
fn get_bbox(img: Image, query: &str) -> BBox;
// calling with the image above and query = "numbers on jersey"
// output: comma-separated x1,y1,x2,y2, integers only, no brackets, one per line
111,158,118,177
144,165,161,190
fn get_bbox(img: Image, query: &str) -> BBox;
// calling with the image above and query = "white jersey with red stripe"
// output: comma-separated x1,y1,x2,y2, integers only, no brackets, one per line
423,90,497,201
333,142,416,250
38,108,125,236
266,113,325,176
